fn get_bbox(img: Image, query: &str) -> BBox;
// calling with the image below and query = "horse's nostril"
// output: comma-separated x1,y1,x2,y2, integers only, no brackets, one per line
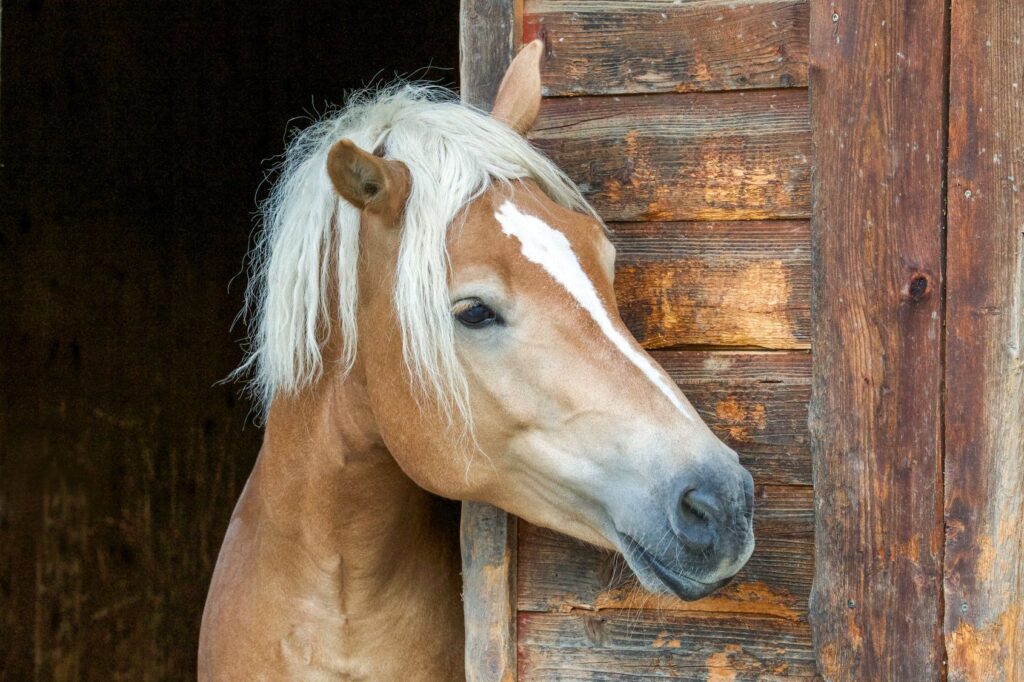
682,488,721,523
741,469,755,521
671,484,720,551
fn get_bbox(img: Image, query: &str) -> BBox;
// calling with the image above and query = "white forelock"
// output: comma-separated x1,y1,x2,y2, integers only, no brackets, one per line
234,83,595,421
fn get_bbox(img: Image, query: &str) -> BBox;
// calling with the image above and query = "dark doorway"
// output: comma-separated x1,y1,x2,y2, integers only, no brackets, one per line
0,3,459,678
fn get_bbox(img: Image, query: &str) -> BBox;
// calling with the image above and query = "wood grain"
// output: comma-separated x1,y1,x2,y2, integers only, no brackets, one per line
653,350,811,486
517,609,817,680
462,504,518,682
530,90,811,221
461,0,519,109
613,221,810,350
807,1,947,678
523,0,808,95
943,2,1024,679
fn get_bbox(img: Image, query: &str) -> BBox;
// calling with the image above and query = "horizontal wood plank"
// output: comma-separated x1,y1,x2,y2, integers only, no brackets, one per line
517,609,817,680
523,0,809,95
530,90,811,221
652,350,811,485
614,221,810,349
518,484,814,616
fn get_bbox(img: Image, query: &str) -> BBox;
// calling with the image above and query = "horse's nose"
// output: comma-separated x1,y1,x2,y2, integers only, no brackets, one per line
669,476,722,551
669,465,754,552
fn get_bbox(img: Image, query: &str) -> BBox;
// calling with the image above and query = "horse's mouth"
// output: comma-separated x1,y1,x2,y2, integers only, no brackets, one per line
617,532,730,601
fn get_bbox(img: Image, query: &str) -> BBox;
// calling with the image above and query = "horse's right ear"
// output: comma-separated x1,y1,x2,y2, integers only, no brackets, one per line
491,39,544,134
326,139,408,214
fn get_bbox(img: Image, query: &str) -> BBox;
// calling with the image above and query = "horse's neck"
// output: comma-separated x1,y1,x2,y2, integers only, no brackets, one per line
202,371,464,679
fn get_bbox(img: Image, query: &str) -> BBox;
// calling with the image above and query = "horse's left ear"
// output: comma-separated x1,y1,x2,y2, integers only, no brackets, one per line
326,139,408,215
491,39,544,135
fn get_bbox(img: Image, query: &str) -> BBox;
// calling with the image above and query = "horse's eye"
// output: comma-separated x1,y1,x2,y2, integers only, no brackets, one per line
454,300,499,329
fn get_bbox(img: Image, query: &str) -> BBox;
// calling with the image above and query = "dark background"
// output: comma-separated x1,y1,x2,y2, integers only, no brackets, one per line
0,2,458,678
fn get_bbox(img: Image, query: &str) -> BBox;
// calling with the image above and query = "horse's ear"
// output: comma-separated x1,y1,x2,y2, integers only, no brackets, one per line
326,139,407,214
490,39,544,135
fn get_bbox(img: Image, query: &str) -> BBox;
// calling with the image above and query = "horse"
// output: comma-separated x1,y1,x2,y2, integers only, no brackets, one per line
198,40,755,681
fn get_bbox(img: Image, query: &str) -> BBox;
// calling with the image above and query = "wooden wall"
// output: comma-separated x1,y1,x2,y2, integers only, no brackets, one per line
943,3,1024,679
0,4,457,679
463,1,1024,679
463,1,815,678
808,1,1024,679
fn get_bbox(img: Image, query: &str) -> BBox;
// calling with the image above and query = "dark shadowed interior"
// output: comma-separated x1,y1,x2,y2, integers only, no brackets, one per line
0,3,458,677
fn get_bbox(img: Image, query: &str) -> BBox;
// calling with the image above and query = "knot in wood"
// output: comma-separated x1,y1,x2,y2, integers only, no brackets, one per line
907,274,930,301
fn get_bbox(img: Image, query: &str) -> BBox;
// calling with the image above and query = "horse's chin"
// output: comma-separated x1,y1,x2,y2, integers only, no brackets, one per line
615,531,736,601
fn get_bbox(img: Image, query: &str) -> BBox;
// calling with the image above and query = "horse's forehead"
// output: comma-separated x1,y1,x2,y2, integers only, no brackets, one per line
451,182,606,284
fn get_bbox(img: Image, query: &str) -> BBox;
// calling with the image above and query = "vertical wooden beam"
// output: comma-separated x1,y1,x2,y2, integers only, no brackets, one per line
808,1,947,678
460,0,517,109
459,3,518,680
461,504,517,682
944,3,1024,680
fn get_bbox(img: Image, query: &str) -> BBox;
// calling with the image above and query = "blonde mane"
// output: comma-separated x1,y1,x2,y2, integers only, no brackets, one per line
235,83,595,421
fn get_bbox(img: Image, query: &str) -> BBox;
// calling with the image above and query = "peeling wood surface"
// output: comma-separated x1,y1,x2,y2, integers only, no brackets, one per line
517,610,817,680
613,221,810,350
943,2,1024,679
523,0,808,96
530,90,811,221
807,0,947,678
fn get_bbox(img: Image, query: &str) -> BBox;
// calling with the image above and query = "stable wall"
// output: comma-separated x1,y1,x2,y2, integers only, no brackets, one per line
0,4,457,679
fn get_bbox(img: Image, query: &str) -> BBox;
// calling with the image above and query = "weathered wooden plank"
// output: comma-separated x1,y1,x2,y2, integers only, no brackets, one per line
613,221,810,350
944,2,1024,680
653,350,811,486
517,610,818,680
462,504,518,682
522,0,809,96
530,90,811,221
461,0,519,108
518,484,813,614
808,1,947,679
459,4,520,679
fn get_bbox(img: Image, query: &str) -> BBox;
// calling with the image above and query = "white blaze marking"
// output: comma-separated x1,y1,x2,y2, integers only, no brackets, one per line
494,201,694,420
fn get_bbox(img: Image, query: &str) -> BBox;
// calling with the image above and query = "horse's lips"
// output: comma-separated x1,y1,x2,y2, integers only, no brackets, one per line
617,532,730,601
